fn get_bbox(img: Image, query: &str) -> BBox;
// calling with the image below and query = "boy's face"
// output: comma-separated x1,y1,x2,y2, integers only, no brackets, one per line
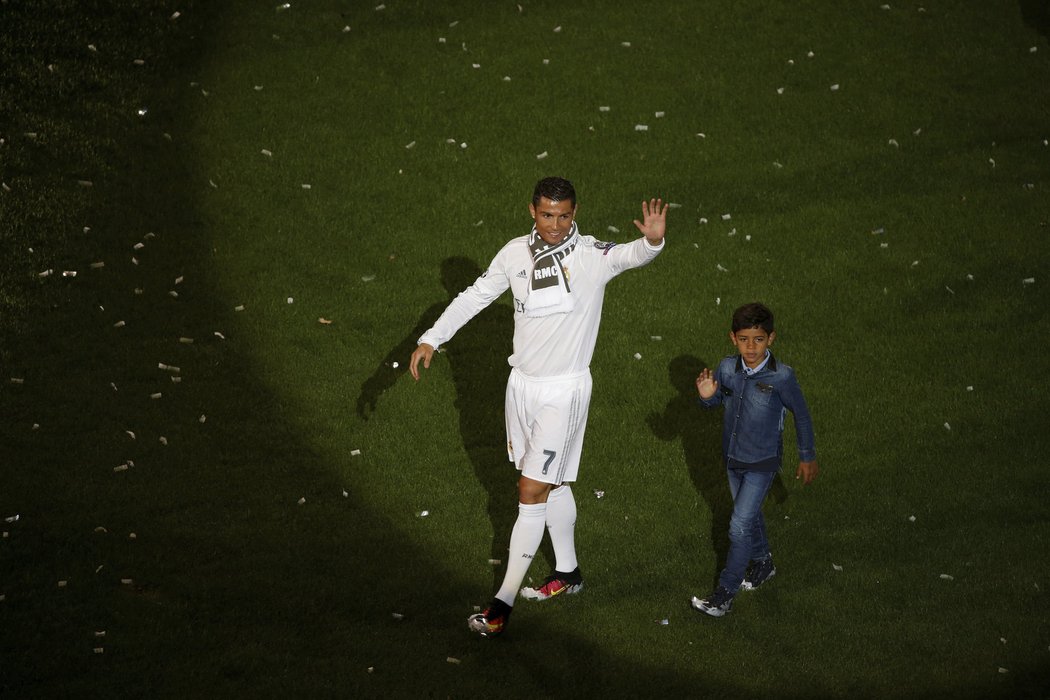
730,327,776,369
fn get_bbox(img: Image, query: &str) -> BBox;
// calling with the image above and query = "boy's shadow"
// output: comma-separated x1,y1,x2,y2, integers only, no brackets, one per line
647,355,788,587
355,256,515,590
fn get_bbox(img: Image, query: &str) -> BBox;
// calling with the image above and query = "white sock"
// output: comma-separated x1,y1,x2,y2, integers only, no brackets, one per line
495,502,547,606
545,484,578,573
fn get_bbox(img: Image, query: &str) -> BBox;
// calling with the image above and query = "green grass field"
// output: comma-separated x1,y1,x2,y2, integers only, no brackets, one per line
2,0,1049,696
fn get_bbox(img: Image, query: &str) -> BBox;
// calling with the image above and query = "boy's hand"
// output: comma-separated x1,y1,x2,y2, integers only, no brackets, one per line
696,368,718,399
796,460,819,485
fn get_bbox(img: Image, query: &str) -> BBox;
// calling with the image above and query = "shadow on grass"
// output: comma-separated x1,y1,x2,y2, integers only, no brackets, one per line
356,256,518,592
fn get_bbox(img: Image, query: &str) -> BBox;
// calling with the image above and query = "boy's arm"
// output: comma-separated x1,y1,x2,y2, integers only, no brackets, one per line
695,367,720,406
780,370,818,483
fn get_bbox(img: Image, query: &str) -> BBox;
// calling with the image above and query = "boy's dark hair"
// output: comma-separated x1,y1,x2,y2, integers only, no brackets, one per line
731,302,775,334
532,177,577,208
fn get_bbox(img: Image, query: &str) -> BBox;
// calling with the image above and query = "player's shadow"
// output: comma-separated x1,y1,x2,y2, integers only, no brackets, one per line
355,256,516,591
647,354,788,588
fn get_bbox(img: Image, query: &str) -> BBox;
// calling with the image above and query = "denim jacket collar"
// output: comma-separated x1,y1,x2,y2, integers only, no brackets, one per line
734,353,779,375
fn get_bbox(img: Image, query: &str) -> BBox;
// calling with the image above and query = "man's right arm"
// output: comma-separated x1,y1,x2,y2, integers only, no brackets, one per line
410,248,512,380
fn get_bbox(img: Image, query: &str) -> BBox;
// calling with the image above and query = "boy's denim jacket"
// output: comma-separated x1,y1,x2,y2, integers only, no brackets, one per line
698,353,816,466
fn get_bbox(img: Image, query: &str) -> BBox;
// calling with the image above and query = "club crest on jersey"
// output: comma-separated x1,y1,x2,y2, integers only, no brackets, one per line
594,240,617,255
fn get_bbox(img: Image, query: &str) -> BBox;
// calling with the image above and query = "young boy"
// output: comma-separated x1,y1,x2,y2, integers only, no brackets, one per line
691,302,818,617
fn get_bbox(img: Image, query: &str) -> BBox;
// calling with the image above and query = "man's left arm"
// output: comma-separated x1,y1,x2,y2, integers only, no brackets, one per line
605,198,668,275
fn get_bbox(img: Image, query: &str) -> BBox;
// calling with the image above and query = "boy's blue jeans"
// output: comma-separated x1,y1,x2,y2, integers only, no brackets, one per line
718,467,776,593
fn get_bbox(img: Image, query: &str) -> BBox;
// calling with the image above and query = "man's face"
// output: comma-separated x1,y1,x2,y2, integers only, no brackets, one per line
529,197,577,246
730,327,776,369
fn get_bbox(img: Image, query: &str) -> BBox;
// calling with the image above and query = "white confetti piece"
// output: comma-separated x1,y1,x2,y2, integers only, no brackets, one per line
699,217,708,224
404,141,416,149
913,128,922,136
276,2,290,10
121,578,134,585
502,76,511,82
87,44,97,52
536,151,548,159
998,667,1009,674
214,331,225,340
297,497,306,505
721,213,731,220
61,270,77,278
94,648,104,654
621,41,631,47
944,422,951,431
488,558,502,565
650,335,662,341
1022,277,1035,285
599,105,610,112
209,179,218,188
908,515,916,522
657,618,669,625
472,63,480,69
199,415,207,424
633,353,642,360
95,631,106,637
911,260,920,267
235,304,245,311
361,275,375,282
286,297,294,304
342,490,348,497
351,449,362,456
832,564,843,571
58,580,68,587
460,142,467,149
446,657,461,665
1000,637,1007,644
391,361,400,369
261,149,273,157
170,11,181,19
158,363,180,373
939,574,954,581
553,25,561,32
807,50,815,58
716,264,728,272
90,261,105,269
179,337,194,344
3,514,18,523
150,393,162,400
9,378,23,385
168,291,179,299
888,138,899,147
39,269,53,278
391,612,404,620
418,510,429,517
830,84,840,91
989,158,995,168
607,226,620,233
301,184,311,190
1030,46,1038,53
375,4,385,9
776,87,784,95
159,436,168,445
966,386,973,391
593,490,605,499
438,37,446,43
634,124,649,131
543,58,550,65
125,430,136,440
655,111,665,118
114,463,129,472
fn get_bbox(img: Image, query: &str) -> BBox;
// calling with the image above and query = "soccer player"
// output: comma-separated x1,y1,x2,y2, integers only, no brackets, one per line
409,177,668,637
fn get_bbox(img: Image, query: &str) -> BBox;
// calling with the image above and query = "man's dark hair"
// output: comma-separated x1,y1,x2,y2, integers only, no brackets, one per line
532,177,577,208
731,302,775,334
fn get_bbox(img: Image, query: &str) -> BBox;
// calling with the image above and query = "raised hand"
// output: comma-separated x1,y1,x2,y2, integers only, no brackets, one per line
696,367,718,399
633,197,669,244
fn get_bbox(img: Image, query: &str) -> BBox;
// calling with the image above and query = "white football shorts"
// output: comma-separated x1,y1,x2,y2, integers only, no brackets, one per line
504,367,592,485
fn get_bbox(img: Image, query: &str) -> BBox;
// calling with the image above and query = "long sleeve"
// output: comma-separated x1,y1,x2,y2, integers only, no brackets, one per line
417,251,511,350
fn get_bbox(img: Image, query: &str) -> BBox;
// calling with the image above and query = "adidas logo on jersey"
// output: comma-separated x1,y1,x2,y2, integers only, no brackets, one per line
516,269,528,278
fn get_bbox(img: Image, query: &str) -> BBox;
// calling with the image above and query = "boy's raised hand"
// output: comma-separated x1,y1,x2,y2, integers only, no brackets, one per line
696,368,718,399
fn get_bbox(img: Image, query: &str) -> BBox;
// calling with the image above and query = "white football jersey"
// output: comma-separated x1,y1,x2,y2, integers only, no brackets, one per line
418,233,663,377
